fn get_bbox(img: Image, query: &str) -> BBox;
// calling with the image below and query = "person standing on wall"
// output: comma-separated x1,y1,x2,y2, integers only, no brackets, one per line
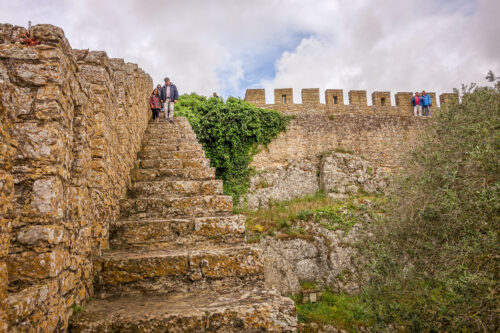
421,90,432,117
412,92,422,116
149,88,162,123
160,77,179,123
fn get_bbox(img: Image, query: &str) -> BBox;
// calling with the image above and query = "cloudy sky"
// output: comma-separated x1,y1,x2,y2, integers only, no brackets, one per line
1,0,499,103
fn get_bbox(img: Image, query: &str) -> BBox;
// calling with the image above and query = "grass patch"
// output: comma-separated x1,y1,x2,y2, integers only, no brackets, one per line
243,191,387,241
72,303,85,316
292,291,373,331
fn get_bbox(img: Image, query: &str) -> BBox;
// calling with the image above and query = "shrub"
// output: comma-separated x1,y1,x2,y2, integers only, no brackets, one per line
176,94,289,203
361,78,500,331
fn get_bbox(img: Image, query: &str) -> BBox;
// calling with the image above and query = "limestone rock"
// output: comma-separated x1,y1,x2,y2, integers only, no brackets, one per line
320,152,389,196
247,159,319,209
259,222,365,295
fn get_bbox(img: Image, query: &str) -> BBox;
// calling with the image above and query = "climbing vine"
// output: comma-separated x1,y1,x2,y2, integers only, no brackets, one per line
176,93,289,204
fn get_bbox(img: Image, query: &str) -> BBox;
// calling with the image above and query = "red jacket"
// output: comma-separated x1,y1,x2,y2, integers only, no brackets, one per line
149,93,161,109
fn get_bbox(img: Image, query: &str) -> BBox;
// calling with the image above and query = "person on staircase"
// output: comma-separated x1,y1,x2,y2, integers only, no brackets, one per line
160,77,179,123
156,84,164,113
149,88,162,123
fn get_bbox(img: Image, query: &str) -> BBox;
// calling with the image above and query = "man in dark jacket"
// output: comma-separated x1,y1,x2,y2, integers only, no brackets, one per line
160,77,179,122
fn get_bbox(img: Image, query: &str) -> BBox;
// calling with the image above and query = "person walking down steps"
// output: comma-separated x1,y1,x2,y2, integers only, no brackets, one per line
149,88,162,123
160,77,179,123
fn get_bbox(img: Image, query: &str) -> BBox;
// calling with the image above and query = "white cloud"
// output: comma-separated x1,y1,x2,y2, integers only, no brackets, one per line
262,0,500,104
0,0,498,102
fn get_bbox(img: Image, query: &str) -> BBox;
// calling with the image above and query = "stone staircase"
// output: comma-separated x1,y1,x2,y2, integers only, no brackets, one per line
70,118,297,332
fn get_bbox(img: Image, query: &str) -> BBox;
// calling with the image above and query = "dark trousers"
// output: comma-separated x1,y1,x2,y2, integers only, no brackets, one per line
151,108,160,120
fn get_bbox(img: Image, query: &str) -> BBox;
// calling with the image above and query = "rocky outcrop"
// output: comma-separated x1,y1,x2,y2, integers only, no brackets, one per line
320,152,389,199
247,159,319,209
247,152,389,209
70,118,297,332
0,23,151,331
259,221,365,296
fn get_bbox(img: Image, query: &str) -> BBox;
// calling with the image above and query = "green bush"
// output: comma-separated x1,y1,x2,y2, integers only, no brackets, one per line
360,79,500,331
297,209,314,221
176,94,289,203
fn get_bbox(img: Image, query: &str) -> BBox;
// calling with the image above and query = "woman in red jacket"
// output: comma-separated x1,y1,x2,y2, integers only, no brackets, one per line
149,88,162,123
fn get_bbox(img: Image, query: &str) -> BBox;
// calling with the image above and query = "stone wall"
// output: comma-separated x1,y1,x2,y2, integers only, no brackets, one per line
0,23,152,331
252,113,422,172
242,88,446,208
245,88,456,116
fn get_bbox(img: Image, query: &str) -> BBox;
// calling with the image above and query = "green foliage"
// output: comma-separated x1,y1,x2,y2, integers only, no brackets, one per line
176,93,289,203
72,303,85,315
244,191,386,241
359,79,500,331
292,291,372,331
297,209,314,221
300,281,318,290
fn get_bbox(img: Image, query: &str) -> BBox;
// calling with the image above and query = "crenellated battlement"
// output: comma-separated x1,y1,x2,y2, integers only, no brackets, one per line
245,88,458,116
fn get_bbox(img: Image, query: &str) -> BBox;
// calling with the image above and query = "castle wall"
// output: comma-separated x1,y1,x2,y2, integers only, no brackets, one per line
251,113,423,172
244,88,440,208
0,24,151,331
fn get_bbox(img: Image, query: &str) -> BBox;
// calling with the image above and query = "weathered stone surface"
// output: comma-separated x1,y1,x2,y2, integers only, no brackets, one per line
138,148,205,160
110,215,245,250
247,152,389,209
131,167,215,182
251,113,422,172
2,23,295,331
128,179,223,197
259,222,364,295
1,23,152,331
119,195,233,219
69,289,297,332
320,152,390,195
139,157,210,170
94,246,264,294
247,159,319,209
70,117,297,330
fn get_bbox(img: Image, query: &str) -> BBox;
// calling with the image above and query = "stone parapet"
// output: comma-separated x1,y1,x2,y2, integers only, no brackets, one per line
0,23,152,331
372,91,391,106
439,92,459,106
301,88,320,104
325,89,344,106
274,88,293,104
348,90,367,106
245,88,457,116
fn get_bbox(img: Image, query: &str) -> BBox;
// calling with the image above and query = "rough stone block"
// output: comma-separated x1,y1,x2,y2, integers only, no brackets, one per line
439,93,459,106
395,92,414,115
301,88,320,104
325,89,344,106
274,88,293,104
371,91,391,106
8,248,69,282
348,90,367,106
244,89,265,104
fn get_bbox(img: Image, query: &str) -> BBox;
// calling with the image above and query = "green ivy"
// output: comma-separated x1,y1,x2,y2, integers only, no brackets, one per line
175,93,289,204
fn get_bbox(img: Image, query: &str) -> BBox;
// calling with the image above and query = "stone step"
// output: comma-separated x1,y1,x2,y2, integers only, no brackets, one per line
140,142,203,153
109,215,245,250
138,157,210,170
128,179,223,198
131,167,216,182
142,132,198,142
144,126,196,136
138,149,205,160
69,288,297,332
93,245,263,296
119,195,233,219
